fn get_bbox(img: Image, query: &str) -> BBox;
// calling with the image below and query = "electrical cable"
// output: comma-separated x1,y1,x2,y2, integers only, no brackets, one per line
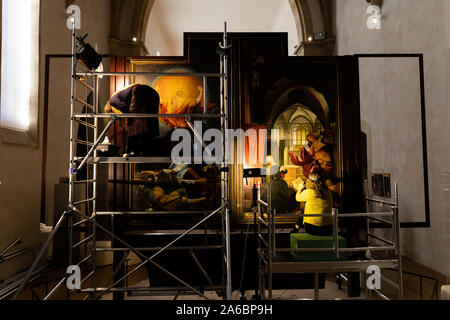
237,219,251,296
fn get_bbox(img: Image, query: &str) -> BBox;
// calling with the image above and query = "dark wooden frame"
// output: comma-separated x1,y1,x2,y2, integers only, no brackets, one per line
356,54,430,228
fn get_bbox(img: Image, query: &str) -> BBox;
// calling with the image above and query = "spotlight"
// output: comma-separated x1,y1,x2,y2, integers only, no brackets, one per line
132,37,137,42
307,36,313,42
76,34,102,71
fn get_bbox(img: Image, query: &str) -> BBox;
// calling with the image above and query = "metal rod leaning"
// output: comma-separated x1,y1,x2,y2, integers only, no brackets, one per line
0,248,30,262
0,238,22,257
76,117,115,171
13,212,68,299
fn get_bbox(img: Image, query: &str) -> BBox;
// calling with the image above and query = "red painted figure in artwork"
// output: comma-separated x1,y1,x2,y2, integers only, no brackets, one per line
289,130,336,191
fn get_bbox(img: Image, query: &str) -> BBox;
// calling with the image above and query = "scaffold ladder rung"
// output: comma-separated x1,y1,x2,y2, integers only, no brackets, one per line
72,139,94,146
74,97,94,110
75,77,94,91
74,119,96,129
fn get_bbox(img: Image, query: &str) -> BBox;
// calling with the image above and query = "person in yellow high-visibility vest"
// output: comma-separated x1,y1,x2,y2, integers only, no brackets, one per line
294,171,333,236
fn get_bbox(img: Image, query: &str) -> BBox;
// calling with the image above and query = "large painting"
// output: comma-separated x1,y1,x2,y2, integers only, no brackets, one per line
107,33,363,223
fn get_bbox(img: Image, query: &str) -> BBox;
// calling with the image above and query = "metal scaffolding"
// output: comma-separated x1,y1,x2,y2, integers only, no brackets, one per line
256,181,403,300
13,23,232,300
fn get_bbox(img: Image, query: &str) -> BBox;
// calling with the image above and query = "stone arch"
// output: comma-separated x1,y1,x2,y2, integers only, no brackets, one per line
109,0,334,56
289,0,336,55
108,0,155,56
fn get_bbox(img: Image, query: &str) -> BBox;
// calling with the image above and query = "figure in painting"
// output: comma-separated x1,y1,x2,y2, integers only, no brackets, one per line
289,130,337,193
133,165,221,212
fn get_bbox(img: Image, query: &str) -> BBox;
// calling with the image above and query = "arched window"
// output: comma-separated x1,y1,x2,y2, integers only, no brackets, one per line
0,0,40,144
290,115,314,150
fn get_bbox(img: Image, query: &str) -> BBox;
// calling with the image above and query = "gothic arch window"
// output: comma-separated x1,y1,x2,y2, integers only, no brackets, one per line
0,0,40,144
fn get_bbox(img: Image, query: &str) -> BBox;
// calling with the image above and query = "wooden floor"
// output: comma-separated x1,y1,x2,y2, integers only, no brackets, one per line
9,256,448,300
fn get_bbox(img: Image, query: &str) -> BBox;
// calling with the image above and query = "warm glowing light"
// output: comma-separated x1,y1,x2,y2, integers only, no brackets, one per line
307,36,313,42
132,37,137,42
153,73,205,128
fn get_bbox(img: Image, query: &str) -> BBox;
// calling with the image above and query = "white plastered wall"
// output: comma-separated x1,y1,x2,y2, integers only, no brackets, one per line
334,0,450,279
145,0,299,56
0,0,111,280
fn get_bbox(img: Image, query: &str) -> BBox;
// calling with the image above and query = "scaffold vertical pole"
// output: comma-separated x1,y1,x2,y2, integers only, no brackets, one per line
91,73,99,292
67,22,77,300
222,21,232,301
394,182,403,299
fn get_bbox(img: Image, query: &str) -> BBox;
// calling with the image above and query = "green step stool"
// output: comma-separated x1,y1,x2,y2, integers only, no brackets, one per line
290,233,348,262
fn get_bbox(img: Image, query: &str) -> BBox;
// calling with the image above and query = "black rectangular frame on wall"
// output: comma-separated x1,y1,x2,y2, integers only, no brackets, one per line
356,53,430,228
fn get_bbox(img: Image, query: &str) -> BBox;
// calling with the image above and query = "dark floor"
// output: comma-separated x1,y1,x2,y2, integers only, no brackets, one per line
9,255,447,300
